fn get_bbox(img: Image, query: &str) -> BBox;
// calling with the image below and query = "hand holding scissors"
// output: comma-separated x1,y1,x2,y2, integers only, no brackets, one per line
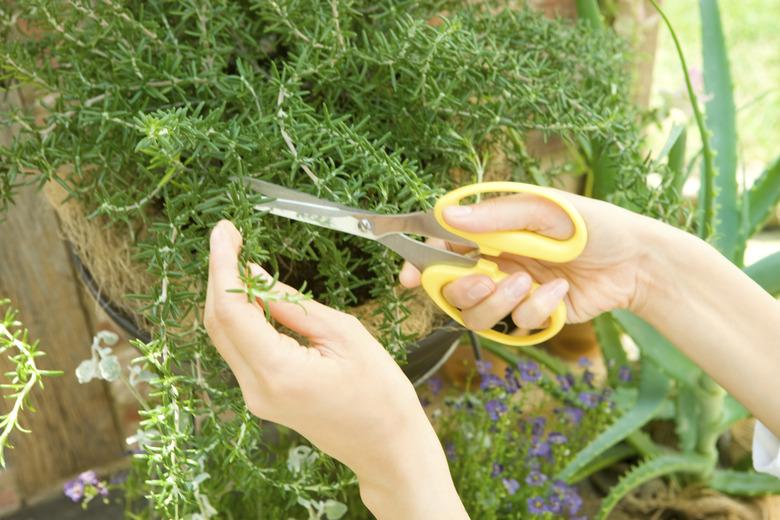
244,180,589,346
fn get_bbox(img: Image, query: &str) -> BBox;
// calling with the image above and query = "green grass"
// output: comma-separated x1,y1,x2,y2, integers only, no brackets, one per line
652,0,780,169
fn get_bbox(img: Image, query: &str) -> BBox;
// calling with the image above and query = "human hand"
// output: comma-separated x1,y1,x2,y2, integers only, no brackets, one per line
204,220,467,519
400,192,656,331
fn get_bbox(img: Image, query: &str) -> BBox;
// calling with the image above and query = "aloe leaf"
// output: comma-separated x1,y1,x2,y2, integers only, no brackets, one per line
656,124,685,163
719,394,749,432
589,141,620,201
710,470,780,496
612,310,702,385
626,430,665,459
745,157,780,238
700,0,740,262
557,361,670,483
668,126,688,195
744,250,780,296
649,0,716,240
595,454,711,520
675,388,700,453
575,0,604,30
592,313,627,385
566,443,637,484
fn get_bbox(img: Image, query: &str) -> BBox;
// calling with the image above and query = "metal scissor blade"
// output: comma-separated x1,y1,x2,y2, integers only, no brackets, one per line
259,206,476,270
258,205,377,240
242,178,477,247
242,178,369,215
377,234,476,271
368,212,477,248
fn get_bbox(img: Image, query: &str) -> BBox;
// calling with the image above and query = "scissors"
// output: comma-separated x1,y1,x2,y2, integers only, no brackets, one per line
243,179,588,346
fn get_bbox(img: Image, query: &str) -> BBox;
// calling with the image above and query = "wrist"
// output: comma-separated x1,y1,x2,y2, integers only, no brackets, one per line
629,217,699,320
356,412,467,519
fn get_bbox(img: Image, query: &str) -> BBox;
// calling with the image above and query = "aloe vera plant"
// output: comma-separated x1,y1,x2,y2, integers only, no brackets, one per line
562,1,780,516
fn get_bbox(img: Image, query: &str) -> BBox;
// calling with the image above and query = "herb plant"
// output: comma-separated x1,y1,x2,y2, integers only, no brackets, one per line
1,1,681,517
0,299,58,467
430,357,616,519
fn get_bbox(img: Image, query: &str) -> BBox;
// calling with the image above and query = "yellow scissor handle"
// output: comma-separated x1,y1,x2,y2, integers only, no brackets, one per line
422,182,587,346
433,181,588,261
421,259,566,346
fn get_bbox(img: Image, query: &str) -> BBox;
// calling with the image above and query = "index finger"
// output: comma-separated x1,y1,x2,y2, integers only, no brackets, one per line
442,193,575,240
205,220,289,365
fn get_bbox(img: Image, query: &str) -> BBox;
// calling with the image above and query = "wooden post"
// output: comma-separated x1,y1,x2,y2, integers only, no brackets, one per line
0,90,124,499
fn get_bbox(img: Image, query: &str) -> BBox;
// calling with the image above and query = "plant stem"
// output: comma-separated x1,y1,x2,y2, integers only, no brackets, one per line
649,0,716,239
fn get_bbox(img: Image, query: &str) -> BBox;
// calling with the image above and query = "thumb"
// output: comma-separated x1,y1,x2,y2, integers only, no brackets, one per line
248,264,362,345
442,194,575,240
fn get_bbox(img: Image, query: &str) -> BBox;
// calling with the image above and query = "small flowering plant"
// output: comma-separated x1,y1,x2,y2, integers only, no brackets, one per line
63,470,111,508
428,357,616,519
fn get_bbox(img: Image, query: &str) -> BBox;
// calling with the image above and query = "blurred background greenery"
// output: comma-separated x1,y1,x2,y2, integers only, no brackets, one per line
650,0,780,265
652,0,780,169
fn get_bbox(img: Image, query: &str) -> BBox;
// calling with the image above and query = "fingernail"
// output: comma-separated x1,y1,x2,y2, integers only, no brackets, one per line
546,279,569,300
504,273,531,299
210,222,225,246
467,280,493,301
249,263,272,282
444,205,472,218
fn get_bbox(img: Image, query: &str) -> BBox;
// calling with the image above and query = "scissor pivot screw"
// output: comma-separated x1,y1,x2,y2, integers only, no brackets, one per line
357,219,372,233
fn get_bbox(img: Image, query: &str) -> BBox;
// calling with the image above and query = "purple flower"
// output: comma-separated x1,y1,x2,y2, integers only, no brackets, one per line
548,432,567,444
525,470,547,487
578,391,600,409
97,482,109,497
561,406,584,425
503,478,520,495
553,479,583,514
546,494,563,514
79,470,99,486
485,399,507,421
110,471,128,485
531,416,546,436
504,367,521,394
63,479,84,502
552,479,570,492
578,356,591,368
491,462,504,477
582,369,594,387
556,373,574,392
619,365,632,382
427,376,444,395
480,373,504,391
527,496,546,515
529,440,551,458
476,360,493,375
445,441,457,461
564,492,584,515
518,361,542,383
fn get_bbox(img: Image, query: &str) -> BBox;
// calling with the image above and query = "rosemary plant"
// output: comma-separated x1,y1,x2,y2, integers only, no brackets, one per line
0,299,58,467
1,1,676,517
